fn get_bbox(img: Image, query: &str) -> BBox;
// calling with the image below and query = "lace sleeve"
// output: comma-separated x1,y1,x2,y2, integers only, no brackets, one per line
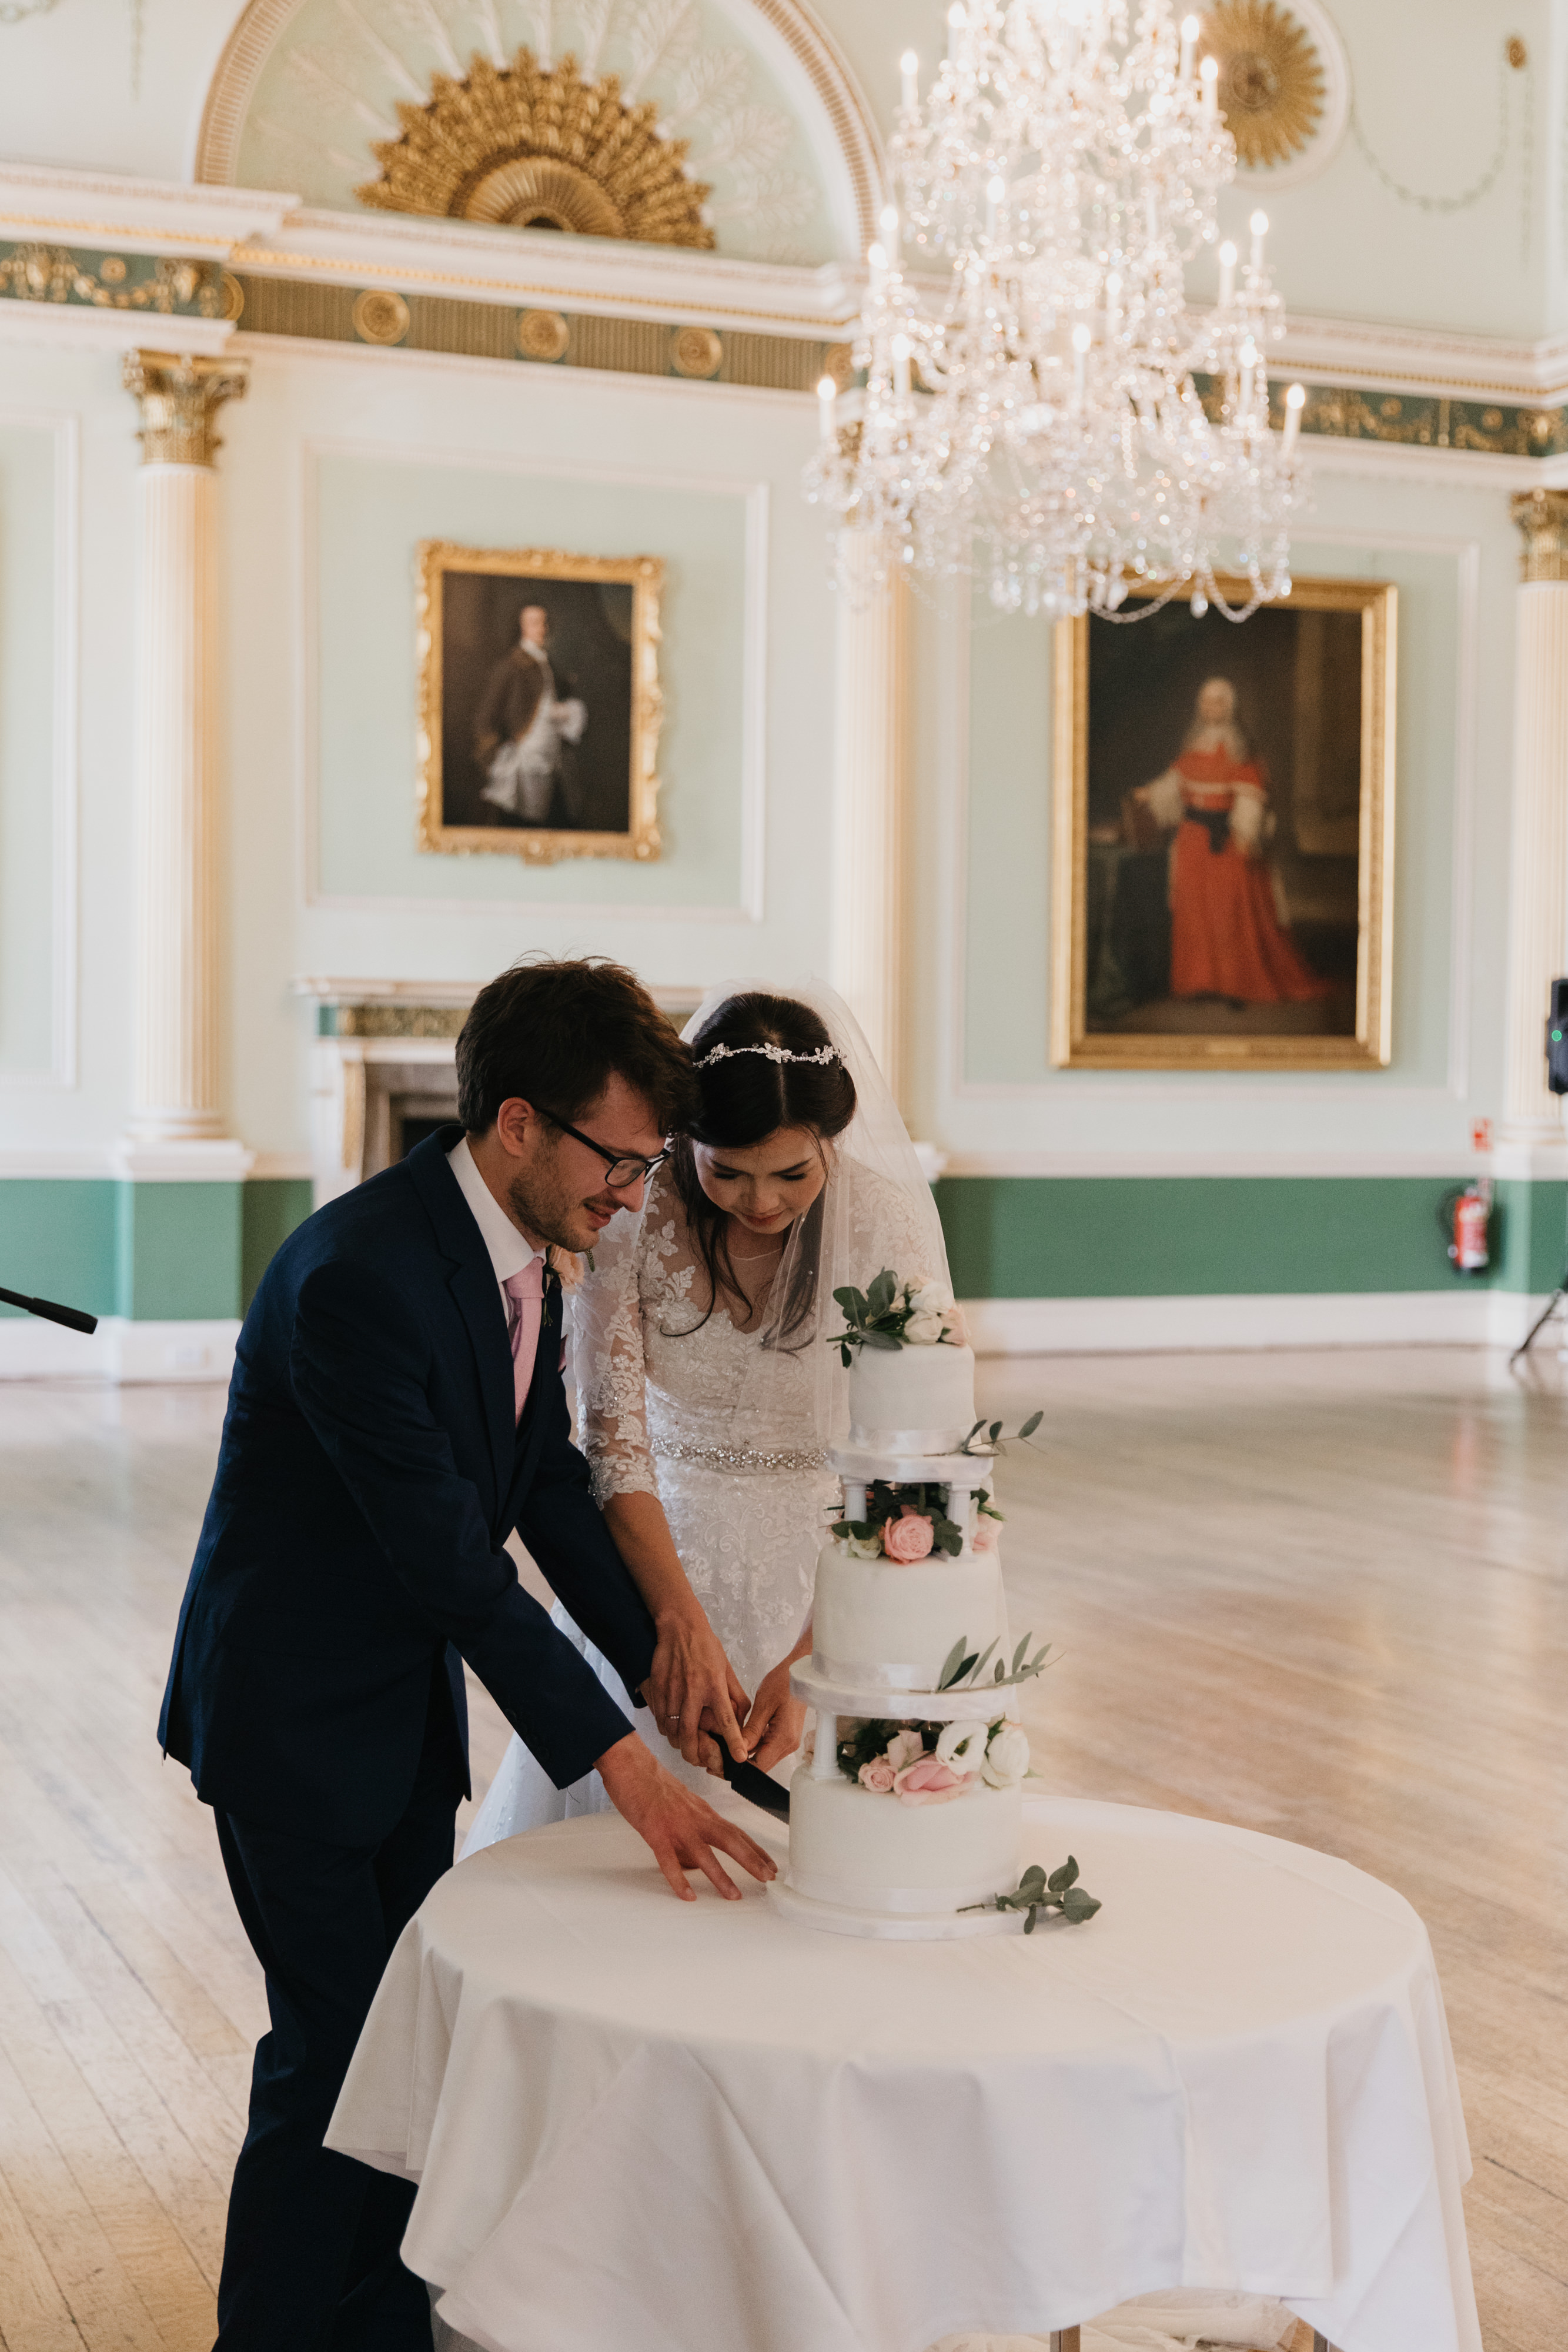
567,1201,661,1508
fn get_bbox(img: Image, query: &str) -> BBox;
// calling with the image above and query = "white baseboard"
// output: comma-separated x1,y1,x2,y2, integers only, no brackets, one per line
0,1292,1556,1382
962,1289,1551,1355
0,1315,239,1383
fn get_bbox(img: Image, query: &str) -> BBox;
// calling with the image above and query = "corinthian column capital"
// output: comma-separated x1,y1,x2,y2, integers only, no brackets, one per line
1510,487,1568,584
122,349,249,467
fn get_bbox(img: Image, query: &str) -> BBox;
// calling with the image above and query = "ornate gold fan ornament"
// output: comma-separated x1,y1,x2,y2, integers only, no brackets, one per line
1201,0,1325,168
355,46,714,248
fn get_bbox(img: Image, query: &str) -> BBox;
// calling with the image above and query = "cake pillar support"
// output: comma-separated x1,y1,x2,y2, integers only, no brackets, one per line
812,1713,838,1780
830,526,910,1107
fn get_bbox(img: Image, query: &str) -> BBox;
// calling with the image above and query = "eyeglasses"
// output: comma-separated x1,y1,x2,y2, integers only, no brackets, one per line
541,1111,670,1191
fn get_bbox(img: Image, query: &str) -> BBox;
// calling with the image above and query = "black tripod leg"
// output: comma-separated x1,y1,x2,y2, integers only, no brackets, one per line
1511,1282,1568,1367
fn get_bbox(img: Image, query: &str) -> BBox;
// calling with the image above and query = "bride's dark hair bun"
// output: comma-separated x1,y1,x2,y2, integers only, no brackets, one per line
685,993,857,1147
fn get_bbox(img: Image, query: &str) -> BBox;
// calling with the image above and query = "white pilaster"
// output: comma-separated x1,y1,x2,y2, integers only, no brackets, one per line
119,351,250,1171
1502,489,1568,1145
830,530,910,1104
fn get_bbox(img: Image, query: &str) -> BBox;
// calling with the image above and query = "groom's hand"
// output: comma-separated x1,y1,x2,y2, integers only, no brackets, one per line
647,1603,751,1773
596,1732,777,1903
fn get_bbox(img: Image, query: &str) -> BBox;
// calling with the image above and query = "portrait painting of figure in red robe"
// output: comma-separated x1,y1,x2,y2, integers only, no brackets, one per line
1133,676,1333,1007
1069,587,1381,1056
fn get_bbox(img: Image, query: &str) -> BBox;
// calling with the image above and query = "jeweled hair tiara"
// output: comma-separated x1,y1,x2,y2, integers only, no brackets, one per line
693,1041,841,1071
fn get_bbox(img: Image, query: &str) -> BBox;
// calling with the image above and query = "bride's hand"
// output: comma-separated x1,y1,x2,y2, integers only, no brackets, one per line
647,1603,750,1771
740,1658,808,1774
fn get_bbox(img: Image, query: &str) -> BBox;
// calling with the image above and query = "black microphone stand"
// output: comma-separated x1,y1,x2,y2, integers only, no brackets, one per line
0,1285,98,1336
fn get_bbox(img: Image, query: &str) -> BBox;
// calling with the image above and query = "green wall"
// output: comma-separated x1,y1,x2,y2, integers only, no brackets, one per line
934,1176,1568,1298
0,1177,315,1321
2,1174,1560,1327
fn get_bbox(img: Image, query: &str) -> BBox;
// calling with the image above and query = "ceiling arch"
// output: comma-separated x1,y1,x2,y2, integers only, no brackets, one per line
195,0,884,267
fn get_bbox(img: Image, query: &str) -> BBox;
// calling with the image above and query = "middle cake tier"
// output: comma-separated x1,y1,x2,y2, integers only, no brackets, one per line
811,1544,1006,1692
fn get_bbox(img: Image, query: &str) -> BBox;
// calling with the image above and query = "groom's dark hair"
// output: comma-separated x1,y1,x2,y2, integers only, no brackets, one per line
457,957,696,1135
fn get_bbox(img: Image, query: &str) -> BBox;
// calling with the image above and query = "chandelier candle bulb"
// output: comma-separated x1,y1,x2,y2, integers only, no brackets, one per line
1239,337,1256,415
868,240,887,290
1250,209,1268,272
1180,13,1199,78
881,202,901,265
1282,380,1306,457
892,335,912,400
1201,53,1219,116
948,2,965,61
817,375,837,446
1218,239,1237,305
901,49,920,113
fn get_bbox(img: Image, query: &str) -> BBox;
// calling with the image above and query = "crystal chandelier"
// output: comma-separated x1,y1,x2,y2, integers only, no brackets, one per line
804,0,1308,622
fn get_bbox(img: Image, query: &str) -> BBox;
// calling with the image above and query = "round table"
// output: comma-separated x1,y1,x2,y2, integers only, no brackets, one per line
327,1795,1480,2352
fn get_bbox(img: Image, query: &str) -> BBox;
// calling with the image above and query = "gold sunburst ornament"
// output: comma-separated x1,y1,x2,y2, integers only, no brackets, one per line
356,46,714,248
1201,1,1325,168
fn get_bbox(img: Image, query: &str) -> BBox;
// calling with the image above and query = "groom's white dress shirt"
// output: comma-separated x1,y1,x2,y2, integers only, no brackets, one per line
446,1135,543,1303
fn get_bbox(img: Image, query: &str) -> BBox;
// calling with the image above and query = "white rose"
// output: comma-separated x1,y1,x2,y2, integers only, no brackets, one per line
884,1726,926,1773
980,1722,1031,1789
910,1279,954,1317
935,1719,989,1775
840,1534,883,1559
903,1309,947,1345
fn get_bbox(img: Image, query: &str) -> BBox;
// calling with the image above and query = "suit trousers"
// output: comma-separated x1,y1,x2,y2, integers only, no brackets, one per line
212,1709,463,2350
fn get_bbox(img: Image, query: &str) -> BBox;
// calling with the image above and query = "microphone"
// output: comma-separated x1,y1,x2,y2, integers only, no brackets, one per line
0,1286,98,1336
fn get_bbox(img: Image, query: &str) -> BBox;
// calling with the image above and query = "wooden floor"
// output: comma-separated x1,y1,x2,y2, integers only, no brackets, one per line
0,1349,1564,2350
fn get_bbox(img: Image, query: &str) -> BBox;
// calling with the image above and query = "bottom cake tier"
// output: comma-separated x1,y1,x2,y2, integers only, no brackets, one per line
785,1770,1021,1919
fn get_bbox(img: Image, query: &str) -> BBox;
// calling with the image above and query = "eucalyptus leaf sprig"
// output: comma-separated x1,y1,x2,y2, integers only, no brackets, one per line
958,1411,1043,1457
937,1631,1056,1693
961,1856,1101,1933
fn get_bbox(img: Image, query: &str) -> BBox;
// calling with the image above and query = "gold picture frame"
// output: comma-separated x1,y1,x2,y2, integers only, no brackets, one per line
416,540,664,865
1050,574,1396,1070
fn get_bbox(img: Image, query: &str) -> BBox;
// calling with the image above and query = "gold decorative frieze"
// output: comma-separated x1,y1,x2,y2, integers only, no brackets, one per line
670,325,723,379
1512,489,1568,583
0,243,224,315
352,288,410,345
356,46,714,251
1199,1,1325,168
517,308,570,361
320,1004,470,1041
122,350,249,467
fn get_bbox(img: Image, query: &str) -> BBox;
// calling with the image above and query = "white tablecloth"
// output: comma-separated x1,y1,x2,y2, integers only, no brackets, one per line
327,1795,1480,2352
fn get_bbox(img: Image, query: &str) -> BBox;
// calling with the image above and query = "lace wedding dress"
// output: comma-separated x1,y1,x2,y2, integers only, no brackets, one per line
462,981,946,1848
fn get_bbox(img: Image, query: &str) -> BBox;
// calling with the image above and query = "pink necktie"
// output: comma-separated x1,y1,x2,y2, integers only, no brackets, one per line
503,1258,545,1424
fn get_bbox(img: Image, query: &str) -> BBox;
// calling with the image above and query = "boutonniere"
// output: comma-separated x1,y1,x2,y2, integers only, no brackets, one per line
547,1246,587,1289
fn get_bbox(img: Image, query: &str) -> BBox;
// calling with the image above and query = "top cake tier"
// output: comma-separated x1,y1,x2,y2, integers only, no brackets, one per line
847,1341,977,1454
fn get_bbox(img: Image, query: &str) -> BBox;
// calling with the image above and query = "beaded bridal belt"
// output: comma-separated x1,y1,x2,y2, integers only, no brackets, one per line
651,1438,829,1475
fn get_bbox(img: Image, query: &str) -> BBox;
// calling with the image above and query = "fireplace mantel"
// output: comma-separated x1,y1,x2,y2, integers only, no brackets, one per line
295,977,703,1204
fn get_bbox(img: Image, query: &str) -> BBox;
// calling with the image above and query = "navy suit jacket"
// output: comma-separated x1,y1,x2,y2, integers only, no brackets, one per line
158,1127,657,1847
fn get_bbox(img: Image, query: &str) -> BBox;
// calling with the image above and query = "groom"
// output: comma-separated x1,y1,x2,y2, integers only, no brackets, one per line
158,956,774,2350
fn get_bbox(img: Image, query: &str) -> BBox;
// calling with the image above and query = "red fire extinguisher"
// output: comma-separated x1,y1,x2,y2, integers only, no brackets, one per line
1441,1181,1492,1274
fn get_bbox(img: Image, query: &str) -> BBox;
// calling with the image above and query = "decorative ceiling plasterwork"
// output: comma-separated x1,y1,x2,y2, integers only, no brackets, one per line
196,0,879,267
1201,0,1348,189
356,45,714,246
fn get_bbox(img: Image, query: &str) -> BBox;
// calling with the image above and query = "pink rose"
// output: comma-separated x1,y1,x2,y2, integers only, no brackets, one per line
971,1515,999,1553
882,1508,935,1563
858,1759,897,1792
893,1754,974,1807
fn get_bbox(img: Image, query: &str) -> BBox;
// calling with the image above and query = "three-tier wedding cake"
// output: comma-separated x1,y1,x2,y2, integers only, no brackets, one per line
776,1274,1043,1940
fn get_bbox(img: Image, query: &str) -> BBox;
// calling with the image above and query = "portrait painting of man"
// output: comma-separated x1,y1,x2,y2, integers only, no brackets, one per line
417,543,663,865
1051,576,1396,1071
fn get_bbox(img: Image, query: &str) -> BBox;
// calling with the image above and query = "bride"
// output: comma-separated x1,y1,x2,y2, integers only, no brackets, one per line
462,980,949,1845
